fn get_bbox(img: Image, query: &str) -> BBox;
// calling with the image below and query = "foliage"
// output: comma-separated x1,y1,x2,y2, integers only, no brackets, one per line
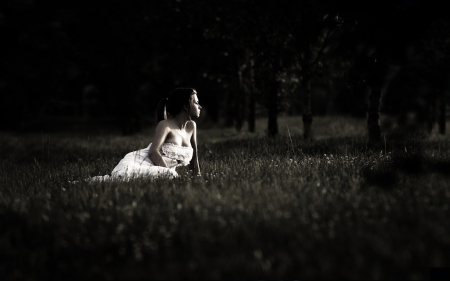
2,0,449,138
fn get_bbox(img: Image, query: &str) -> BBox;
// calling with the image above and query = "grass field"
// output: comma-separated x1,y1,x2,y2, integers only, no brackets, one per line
1,116,449,279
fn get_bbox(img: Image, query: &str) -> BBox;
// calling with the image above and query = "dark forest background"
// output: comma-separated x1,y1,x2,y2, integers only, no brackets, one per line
2,2,450,279
2,0,449,139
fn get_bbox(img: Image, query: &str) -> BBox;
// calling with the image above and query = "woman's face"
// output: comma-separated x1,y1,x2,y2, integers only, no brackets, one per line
189,94,202,118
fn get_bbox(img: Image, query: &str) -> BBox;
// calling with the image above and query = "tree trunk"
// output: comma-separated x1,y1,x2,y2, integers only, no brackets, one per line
248,90,256,133
367,53,388,142
427,97,437,134
236,55,249,133
247,57,256,133
268,80,279,137
367,85,382,142
236,66,244,132
301,74,313,140
225,90,235,127
439,91,447,135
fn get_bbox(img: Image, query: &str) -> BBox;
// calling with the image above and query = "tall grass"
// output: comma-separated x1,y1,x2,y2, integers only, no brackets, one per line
1,116,449,279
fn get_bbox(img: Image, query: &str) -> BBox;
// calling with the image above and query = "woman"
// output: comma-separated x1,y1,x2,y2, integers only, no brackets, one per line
91,88,201,181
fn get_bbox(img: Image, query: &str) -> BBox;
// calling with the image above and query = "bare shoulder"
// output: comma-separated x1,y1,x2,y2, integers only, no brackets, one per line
186,120,197,132
155,119,171,132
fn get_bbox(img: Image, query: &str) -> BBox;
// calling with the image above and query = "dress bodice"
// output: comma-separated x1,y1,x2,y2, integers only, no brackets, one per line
159,142,193,166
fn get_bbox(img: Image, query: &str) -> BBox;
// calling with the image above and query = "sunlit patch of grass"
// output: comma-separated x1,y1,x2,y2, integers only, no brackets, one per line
0,116,449,279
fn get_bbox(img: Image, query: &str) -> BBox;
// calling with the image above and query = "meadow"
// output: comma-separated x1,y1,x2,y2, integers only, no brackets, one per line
1,116,449,279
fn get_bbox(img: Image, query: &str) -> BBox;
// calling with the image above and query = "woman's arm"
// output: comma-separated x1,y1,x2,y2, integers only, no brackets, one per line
148,121,170,167
188,121,201,176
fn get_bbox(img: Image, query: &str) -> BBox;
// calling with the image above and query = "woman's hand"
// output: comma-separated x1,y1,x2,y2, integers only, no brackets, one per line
189,167,201,177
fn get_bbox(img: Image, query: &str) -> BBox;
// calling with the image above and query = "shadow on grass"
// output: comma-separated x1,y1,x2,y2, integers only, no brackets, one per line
362,152,450,190
208,135,450,190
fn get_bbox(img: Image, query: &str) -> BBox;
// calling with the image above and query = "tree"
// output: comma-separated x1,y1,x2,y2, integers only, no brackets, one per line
202,0,289,136
420,19,450,135
338,1,414,142
337,0,450,141
293,1,341,139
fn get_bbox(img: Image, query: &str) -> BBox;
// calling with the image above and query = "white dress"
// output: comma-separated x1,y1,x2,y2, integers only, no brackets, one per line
90,142,193,181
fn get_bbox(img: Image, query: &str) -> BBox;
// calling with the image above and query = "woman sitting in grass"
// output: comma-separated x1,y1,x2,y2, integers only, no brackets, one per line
90,88,202,181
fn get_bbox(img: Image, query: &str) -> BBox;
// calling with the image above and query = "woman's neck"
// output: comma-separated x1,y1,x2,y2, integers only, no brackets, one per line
171,112,190,130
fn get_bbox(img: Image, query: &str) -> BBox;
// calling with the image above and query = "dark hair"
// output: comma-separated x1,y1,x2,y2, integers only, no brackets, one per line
156,88,197,123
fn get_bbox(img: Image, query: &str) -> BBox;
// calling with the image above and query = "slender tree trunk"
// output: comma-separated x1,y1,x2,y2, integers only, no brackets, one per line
439,91,447,135
225,89,234,127
268,80,279,137
367,54,388,142
301,74,313,139
236,66,244,132
368,84,382,142
427,97,437,134
300,39,313,140
236,55,249,132
247,57,256,133
248,91,256,132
